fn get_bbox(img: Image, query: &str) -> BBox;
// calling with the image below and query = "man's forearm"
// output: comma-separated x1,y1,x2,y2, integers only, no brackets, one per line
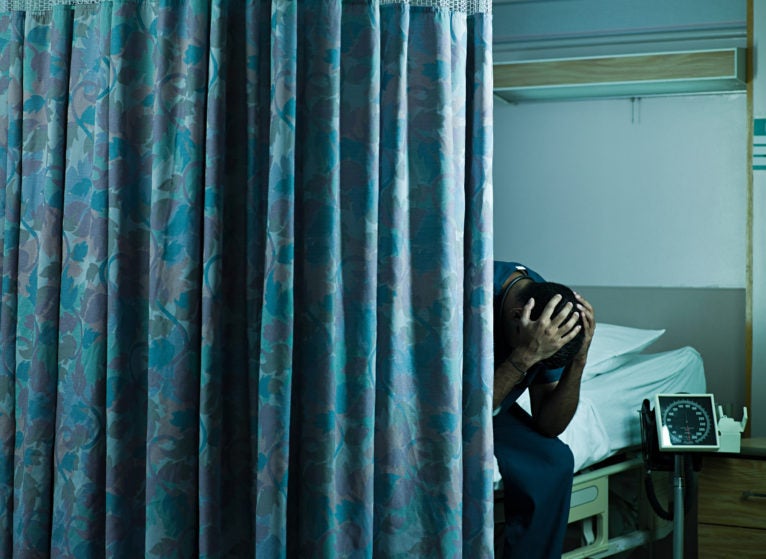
493,349,536,409
533,357,586,437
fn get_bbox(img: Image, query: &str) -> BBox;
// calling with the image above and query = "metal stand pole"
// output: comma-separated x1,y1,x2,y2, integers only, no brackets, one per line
673,454,684,559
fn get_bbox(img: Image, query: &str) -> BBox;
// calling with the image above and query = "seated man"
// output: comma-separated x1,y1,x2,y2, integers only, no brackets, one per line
493,261,595,559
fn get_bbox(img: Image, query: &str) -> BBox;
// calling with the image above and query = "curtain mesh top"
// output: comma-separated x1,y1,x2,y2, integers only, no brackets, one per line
3,0,492,15
381,0,491,14
1,0,106,11
0,0,112,13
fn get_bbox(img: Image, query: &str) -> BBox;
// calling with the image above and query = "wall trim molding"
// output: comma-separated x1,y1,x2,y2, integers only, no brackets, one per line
493,48,746,102
494,24,747,62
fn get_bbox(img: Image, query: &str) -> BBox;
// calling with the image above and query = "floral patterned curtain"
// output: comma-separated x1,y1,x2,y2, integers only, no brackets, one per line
0,1,494,557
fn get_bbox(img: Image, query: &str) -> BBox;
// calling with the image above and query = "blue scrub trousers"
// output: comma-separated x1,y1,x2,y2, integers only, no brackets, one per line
493,403,574,559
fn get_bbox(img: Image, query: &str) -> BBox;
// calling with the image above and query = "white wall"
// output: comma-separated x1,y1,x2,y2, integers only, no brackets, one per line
493,93,748,288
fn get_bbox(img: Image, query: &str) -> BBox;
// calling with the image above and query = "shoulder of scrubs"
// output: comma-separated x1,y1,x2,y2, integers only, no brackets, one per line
494,261,524,295
493,260,545,295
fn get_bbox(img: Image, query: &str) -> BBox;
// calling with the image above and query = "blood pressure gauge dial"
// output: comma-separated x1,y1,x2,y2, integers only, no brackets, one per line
655,394,720,451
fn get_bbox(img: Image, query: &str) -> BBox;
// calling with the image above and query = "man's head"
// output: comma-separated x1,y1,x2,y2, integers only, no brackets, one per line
502,279,585,369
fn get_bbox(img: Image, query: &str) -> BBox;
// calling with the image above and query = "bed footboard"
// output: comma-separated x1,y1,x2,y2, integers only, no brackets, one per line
562,452,674,559
494,451,674,558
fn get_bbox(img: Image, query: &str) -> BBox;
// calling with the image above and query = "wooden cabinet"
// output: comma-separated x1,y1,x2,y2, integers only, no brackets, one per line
698,438,766,558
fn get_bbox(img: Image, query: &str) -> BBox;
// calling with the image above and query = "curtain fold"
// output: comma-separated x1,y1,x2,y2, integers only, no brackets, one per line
0,1,494,557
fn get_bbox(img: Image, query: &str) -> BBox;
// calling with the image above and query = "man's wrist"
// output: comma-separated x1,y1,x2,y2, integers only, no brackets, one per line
509,348,536,371
569,354,587,374
572,353,588,367
508,359,527,378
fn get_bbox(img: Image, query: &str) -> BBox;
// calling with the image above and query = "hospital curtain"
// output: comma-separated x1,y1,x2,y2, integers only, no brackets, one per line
0,0,494,557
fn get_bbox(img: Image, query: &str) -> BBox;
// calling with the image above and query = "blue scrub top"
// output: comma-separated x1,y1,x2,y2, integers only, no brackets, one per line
494,260,564,409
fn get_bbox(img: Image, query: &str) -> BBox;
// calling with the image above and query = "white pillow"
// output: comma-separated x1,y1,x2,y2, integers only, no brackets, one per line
582,323,665,380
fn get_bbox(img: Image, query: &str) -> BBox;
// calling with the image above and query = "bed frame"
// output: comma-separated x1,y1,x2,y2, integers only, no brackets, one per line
494,449,673,558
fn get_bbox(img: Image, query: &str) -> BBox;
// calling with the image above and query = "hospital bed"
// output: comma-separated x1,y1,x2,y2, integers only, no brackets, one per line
493,324,707,558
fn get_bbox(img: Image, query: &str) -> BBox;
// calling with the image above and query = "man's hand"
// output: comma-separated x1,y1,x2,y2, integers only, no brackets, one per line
514,295,581,367
529,293,595,436
573,293,595,363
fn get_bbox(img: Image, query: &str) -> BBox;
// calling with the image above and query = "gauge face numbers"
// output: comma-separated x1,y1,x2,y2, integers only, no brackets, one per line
662,399,712,444
655,394,719,450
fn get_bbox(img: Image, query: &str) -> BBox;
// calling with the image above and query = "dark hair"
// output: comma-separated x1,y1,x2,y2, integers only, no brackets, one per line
515,281,585,369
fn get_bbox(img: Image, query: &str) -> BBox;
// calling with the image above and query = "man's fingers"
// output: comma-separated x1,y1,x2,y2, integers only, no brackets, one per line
560,311,580,334
561,324,582,343
520,297,535,323
576,302,594,333
551,301,575,328
540,294,563,322
575,293,595,315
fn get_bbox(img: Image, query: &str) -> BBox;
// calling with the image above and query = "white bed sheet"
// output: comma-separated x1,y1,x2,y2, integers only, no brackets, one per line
493,346,706,484
580,345,706,456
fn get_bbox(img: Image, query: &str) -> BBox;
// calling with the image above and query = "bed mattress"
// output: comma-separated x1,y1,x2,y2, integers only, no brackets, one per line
494,346,706,484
